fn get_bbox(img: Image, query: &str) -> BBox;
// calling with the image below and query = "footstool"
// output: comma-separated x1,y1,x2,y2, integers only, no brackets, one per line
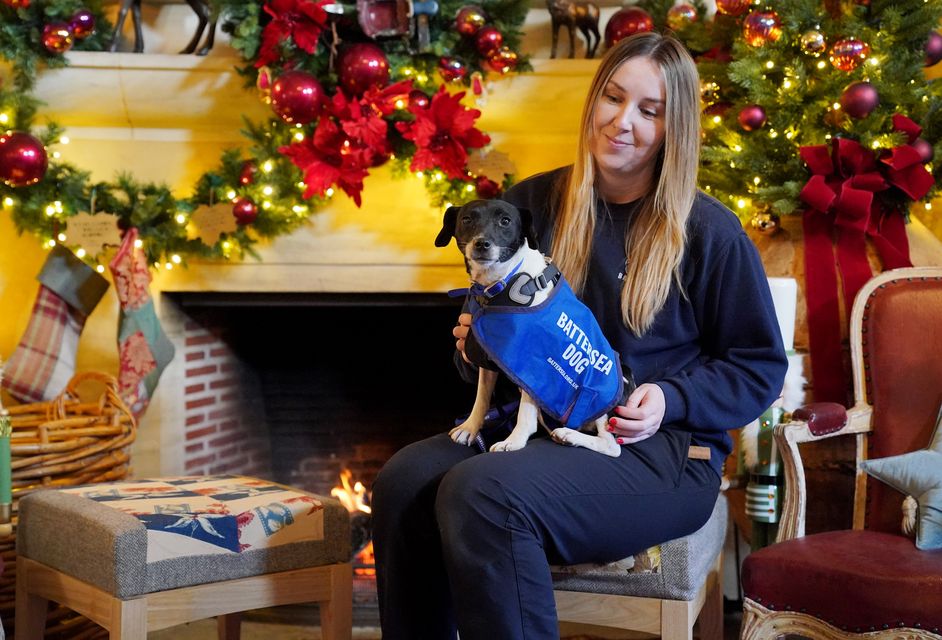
14,475,352,639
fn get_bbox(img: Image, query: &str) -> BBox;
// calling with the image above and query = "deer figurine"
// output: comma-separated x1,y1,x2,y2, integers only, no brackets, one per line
110,0,217,55
546,0,600,59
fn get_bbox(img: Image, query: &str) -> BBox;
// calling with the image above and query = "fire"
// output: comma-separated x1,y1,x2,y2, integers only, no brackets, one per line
331,469,371,514
357,541,376,576
331,469,375,576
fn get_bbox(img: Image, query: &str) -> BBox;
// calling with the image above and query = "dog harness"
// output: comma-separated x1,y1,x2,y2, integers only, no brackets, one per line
452,264,624,428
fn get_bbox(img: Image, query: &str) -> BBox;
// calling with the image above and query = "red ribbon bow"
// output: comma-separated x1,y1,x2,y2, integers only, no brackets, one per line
798,116,933,404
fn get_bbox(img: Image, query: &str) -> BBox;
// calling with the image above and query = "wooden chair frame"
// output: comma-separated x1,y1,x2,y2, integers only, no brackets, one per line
15,556,352,640
555,551,724,640
740,267,942,640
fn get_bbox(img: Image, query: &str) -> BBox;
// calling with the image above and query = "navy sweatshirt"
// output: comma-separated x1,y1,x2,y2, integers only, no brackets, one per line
486,167,787,477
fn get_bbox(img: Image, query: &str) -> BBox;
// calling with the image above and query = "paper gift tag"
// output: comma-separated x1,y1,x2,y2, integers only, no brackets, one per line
188,203,238,245
66,211,123,256
467,149,516,182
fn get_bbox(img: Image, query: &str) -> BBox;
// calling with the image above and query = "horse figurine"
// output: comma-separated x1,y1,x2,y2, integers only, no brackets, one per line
110,0,217,55
546,0,600,59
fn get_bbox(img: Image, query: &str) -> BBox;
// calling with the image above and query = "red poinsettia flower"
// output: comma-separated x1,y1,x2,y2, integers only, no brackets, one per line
257,0,331,68
279,117,369,206
396,86,490,180
341,81,413,148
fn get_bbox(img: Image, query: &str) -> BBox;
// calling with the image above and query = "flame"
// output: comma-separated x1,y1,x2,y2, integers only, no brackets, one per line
331,469,376,574
356,541,376,576
331,469,371,514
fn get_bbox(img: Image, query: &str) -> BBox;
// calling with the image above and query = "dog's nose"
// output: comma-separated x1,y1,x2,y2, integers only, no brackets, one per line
474,239,492,251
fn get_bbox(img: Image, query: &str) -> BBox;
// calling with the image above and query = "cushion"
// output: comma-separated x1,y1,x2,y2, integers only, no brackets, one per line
742,530,942,632
17,475,351,598
550,493,726,600
859,404,942,550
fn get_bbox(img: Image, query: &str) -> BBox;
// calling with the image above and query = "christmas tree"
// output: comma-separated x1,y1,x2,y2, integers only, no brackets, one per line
636,0,942,404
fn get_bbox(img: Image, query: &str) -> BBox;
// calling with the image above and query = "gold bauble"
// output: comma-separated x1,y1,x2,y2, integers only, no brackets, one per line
700,80,721,107
751,210,780,235
800,30,826,56
666,4,697,31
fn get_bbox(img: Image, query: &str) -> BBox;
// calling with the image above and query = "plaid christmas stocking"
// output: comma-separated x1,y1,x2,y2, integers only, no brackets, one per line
109,228,175,419
2,245,109,403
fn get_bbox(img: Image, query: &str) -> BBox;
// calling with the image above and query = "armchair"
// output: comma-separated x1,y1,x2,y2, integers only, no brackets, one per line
741,267,942,639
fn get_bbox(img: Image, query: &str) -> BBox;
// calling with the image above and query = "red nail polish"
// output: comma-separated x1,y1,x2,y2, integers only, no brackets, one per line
606,426,614,432
609,417,617,426
616,438,624,445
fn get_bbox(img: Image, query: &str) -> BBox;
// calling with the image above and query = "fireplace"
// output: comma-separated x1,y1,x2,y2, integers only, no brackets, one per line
163,291,476,625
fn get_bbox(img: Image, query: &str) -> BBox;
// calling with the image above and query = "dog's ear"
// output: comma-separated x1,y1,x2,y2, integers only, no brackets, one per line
517,207,539,250
435,206,461,247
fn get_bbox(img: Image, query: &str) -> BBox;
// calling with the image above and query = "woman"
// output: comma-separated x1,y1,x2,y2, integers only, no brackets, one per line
372,32,787,639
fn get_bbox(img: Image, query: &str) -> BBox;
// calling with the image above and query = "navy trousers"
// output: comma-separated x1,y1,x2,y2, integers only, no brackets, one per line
371,429,721,640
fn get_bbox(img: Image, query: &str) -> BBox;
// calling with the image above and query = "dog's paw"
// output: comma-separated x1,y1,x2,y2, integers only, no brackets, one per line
550,428,577,446
449,424,479,446
489,437,528,452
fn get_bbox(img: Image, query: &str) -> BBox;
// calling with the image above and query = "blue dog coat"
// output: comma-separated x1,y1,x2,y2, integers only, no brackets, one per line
461,269,624,428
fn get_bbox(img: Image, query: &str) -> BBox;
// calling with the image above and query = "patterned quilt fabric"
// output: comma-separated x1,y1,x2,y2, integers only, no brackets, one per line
61,475,325,564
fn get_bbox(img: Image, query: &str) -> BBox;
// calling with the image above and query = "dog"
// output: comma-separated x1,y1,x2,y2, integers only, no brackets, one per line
436,199,633,457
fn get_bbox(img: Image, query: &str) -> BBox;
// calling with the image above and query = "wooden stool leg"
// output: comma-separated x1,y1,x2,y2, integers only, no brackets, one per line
109,597,147,640
218,612,242,640
318,564,353,640
661,599,694,640
15,556,49,640
697,556,724,640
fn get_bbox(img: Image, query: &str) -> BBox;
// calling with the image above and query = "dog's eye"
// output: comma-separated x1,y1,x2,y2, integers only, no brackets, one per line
461,216,472,225
499,217,511,227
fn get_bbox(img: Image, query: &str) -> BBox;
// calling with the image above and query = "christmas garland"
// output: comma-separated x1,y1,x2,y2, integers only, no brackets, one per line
0,0,530,266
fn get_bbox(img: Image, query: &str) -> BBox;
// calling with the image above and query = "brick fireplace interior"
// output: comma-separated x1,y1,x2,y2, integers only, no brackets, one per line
170,292,476,626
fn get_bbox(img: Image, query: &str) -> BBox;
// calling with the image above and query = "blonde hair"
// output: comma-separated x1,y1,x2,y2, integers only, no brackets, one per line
551,32,701,335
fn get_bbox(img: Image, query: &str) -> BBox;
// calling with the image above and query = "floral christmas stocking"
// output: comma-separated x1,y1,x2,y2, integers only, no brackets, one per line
109,228,175,419
2,245,109,403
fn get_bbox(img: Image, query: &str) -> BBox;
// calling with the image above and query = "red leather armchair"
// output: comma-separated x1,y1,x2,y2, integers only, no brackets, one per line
740,267,942,639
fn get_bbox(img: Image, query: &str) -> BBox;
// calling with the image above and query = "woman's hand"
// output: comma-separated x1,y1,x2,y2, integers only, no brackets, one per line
608,383,666,444
453,313,472,363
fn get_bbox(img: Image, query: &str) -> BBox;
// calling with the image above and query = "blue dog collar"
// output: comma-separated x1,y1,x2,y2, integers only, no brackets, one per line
448,259,524,300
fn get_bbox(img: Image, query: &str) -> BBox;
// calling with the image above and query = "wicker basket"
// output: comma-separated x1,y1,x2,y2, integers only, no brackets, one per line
0,372,136,638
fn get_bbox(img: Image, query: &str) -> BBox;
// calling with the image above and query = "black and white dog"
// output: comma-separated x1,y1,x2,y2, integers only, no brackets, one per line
436,199,631,457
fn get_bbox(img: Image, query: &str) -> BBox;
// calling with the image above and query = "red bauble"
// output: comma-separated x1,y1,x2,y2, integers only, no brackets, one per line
0,132,48,187
455,5,487,36
439,56,468,82
409,89,430,109
270,70,325,125
604,7,654,48
337,43,390,96
42,22,74,54
475,176,500,199
840,81,879,119
238,160,258,186
714,0,751,17
926,32,942,67
829,38,869,72
486,46,518,74
1,0,30,8
742,11,781,47
232,198,258,225
738,104,767,131
69,9,96,39
913,138,934,163
475,26,503,56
